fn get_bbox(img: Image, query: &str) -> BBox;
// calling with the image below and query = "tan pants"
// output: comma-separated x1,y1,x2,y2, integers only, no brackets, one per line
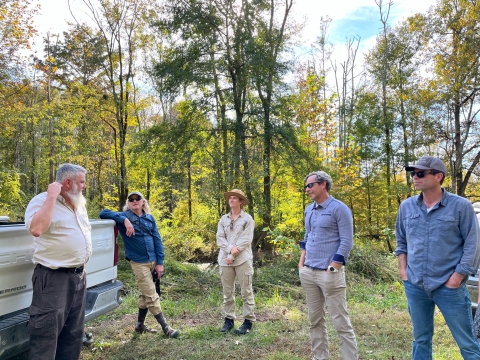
219,260,256,321
299,266,358,360
130,260,162,316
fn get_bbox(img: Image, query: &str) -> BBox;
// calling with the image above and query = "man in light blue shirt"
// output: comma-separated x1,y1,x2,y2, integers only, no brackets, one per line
395,156,480,359
299,171,358,360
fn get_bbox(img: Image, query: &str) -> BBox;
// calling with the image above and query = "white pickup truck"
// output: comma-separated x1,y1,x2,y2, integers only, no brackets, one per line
0,218,123,359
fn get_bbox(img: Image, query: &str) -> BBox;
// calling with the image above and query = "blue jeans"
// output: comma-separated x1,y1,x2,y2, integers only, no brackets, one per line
404,280,480,360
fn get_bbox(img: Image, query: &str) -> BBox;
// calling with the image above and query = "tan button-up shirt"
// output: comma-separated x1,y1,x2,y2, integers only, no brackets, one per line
25,192,92,269
216,210,254,266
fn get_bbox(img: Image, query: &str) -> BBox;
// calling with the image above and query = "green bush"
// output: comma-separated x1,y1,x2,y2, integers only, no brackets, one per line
348,238,398,283
159,201,218,262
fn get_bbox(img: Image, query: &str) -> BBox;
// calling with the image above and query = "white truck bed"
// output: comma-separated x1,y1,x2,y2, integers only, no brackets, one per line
0,219,123,359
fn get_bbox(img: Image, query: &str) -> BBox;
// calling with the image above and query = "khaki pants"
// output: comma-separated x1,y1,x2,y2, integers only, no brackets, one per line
130,260,162,315
299,266,358,360
219,260,256,321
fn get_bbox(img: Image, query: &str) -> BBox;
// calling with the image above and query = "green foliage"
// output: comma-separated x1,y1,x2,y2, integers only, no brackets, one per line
265,226,300,260
4,0,480,267
83,244,464,360
253,258,303,301
347,238,398,283
0,170,25,219
160,199,218,262
348,273,406,310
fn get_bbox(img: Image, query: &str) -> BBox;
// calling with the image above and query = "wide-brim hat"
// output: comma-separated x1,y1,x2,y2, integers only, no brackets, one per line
127,191,144,199
405,156,447,174
224,189,249,205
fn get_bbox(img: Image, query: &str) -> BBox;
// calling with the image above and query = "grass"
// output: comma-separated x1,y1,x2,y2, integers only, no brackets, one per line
10,251,466,360
74,255,466,360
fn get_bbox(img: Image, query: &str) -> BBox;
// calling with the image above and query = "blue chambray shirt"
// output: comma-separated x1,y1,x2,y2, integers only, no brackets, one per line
100,209,165,265
395,189,480,292
300,196,354,269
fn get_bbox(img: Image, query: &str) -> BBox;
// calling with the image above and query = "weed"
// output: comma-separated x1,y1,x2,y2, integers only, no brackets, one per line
77,246,468,360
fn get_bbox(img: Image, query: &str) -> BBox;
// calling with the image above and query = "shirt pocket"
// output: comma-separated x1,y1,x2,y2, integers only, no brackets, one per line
318,213,334,228
236,218,249,230
222,222,231,233
404,213,420,237
405,213,420,225
435,215,458,232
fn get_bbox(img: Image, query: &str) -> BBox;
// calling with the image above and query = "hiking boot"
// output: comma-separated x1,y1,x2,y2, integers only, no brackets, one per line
154,312,179,338
135,322,158,334
234,319,252,335
134,308,158,333
221,317,234,333
163,325,179,338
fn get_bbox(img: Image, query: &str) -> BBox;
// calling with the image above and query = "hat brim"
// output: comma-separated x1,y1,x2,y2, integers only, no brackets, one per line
224,192,250,205
128,191,143,199
405,165,430,171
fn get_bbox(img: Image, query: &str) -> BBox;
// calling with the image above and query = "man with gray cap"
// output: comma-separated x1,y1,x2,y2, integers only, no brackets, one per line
395,156,480,359
299,171,358,360
100,191,179,338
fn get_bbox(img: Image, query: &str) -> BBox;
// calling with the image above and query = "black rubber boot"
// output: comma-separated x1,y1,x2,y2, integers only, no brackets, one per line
135,308,157,333
221,317,234,332
234,319,252,335
154,312,179,338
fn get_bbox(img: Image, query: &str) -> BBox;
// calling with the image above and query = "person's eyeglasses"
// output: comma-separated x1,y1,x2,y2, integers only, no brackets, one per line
230,219,234,230
410,171,435,178
305,182,321,190
128,197,142,202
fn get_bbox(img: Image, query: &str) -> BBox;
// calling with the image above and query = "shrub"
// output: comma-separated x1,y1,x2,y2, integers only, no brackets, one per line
347,238,398,283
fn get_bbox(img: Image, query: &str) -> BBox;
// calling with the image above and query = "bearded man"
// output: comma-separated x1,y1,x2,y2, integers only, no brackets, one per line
25,163,92,360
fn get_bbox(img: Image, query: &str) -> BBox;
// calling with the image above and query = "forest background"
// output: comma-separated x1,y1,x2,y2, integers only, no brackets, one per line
1,0,480,260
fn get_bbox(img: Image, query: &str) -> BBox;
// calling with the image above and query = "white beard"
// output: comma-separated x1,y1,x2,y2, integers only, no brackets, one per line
67,184,87,209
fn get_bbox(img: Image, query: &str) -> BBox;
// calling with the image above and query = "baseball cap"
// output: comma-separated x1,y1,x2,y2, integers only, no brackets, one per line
127,191,143,199
405,156,447,174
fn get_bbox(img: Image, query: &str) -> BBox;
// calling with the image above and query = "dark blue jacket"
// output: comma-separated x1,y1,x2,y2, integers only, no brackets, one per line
100,209,164,265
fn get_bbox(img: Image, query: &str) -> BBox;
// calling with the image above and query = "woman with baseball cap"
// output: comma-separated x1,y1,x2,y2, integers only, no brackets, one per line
100,191,179,338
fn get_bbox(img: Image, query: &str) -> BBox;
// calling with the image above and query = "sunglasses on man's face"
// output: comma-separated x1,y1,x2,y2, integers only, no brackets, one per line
128,197,142,202
304,181,321,190
409,171,435,178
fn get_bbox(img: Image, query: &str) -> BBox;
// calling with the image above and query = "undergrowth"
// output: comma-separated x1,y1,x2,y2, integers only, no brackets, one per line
75,244,465,360
12,242,464,359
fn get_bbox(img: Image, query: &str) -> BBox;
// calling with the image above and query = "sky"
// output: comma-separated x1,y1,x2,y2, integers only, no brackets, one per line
31,0,438,65
294,0,437,59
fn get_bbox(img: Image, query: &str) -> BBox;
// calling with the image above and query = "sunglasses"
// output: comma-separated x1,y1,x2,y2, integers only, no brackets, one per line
304,181,321,190
128,197,142,202
409,171,435,178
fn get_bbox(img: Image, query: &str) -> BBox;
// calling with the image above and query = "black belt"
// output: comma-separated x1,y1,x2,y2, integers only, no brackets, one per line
38,263,84,274
304,265,327,271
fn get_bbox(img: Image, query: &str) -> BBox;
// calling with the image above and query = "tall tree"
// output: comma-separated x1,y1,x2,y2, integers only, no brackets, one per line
0,0,38,85
376,0,394,227
75,0,152,207
248,0,295,232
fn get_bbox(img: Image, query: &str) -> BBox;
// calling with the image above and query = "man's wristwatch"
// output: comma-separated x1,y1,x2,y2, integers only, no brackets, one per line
328,266,339,273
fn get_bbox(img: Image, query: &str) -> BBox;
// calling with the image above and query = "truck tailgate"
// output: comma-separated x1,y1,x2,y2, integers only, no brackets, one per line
0,219,119,316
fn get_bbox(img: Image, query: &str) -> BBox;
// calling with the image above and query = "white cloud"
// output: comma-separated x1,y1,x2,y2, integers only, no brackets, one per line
295,0,436,46
293,0,437,76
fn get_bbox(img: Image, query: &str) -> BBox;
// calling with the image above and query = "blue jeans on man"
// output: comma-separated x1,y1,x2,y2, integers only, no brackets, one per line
404,280,480,359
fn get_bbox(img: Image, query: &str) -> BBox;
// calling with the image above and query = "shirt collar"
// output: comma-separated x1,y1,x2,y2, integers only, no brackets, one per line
416,189,448,208
227,210,244,218
56,194,75,212
313,195,333,209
